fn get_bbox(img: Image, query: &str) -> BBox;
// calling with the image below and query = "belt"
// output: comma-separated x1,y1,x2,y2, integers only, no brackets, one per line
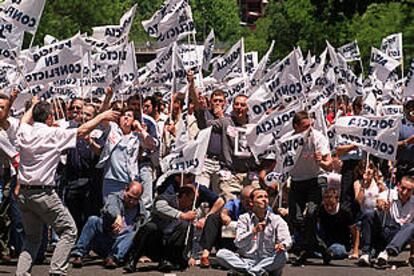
20,184,55,190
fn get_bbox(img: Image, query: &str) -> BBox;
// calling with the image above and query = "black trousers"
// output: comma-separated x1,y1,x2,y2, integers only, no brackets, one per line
288,178,322,253
64,178,98,234
340,159,360,220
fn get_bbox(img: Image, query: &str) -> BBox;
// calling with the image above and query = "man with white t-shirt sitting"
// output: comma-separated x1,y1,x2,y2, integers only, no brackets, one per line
281,111,332,265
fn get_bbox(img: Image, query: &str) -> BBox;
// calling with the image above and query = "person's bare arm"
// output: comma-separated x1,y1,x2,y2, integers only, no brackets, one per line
336,144,358,156
77,110,119,138
187,71,200,111
99,87,114,113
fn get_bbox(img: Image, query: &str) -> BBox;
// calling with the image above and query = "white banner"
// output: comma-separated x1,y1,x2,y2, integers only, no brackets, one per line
202,29,215,71
335,115,401,161
380,105,404,116
161,127,212,175
212,38,244,81
337,40,361,62
369,47,400,82
111,42,137,93
155,0,195,48
0,20,23,49
177,43,204,71
247,50,302,123
274,130,307,176
92,4,137,45
404,59,414,97
381,33,403,60
23,45,84,86
248,40,274,93
245,104,297,159
0,0,46,34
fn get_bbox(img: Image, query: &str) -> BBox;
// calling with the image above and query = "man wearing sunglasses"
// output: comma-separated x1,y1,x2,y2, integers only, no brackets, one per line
71,181,149,269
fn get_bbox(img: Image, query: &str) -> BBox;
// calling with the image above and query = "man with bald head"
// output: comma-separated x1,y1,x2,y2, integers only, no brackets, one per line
71,181,149,269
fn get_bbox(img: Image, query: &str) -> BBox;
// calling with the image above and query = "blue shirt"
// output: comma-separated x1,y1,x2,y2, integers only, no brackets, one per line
397,118,414,163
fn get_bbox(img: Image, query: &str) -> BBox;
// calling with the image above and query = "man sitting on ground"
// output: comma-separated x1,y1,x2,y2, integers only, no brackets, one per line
71,181,149,269
216,189,292,276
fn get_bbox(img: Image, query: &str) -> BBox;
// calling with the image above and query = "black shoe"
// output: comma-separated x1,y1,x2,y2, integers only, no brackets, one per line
292,251,308,266
409,255,414,267
158,259,174,272
72,256,83,268
124,258,137,273
322,249,333,265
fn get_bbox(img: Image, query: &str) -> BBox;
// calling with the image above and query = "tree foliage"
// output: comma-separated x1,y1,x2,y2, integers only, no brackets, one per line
11,0,414,71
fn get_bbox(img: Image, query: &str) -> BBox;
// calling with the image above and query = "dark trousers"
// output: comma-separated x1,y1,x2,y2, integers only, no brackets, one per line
200,213,237,253
360,209,414,256
129,222,163,262
163,220,192,267
64,178,99,234
340,159,360,219
289,178,322,253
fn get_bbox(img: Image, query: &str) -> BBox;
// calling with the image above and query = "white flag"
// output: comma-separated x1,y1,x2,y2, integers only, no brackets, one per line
142,0,181,37
161,127,212,176
245,103,297,159
274,130,308,176
369,47,400,82
335,115,401,161
23,45,84,86
92,4,137,45
202,29,215,71
145,0,195,48
248,40,274,94
0,20,23,49
381,33,403,60
0,0,46,34
337,40,361,62
212,38,244,81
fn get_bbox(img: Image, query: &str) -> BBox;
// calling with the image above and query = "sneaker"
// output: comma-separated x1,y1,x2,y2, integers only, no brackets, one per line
376,250,388,267
357,254,370,267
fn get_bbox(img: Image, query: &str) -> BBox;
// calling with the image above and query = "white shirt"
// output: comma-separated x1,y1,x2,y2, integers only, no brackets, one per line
17,122,77,186
288,128,330,181
379,188,414,226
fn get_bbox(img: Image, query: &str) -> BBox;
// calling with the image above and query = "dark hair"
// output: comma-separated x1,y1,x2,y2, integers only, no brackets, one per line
249,188,265,200
323,188,339,201
233,94,248,103
127,94,141,104
144,96,160,112
178,185,195,199
121,107,139,120
211,89,225,100
33,101,52,123
292,110,309,128
0,93,10,101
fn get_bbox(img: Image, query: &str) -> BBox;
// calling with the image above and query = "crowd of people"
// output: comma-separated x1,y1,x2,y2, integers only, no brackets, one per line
1,71,414,276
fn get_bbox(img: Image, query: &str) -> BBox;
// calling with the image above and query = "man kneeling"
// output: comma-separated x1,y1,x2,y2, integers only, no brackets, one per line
216,189,292,276
71,181,149,269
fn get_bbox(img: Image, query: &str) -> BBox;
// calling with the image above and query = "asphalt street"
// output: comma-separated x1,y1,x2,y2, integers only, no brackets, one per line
1,252,414,276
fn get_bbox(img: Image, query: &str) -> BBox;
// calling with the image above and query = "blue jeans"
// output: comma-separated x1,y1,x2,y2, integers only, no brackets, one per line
72,216,135,262
139,164,154,210
328,243,348,259
216,249,287,276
